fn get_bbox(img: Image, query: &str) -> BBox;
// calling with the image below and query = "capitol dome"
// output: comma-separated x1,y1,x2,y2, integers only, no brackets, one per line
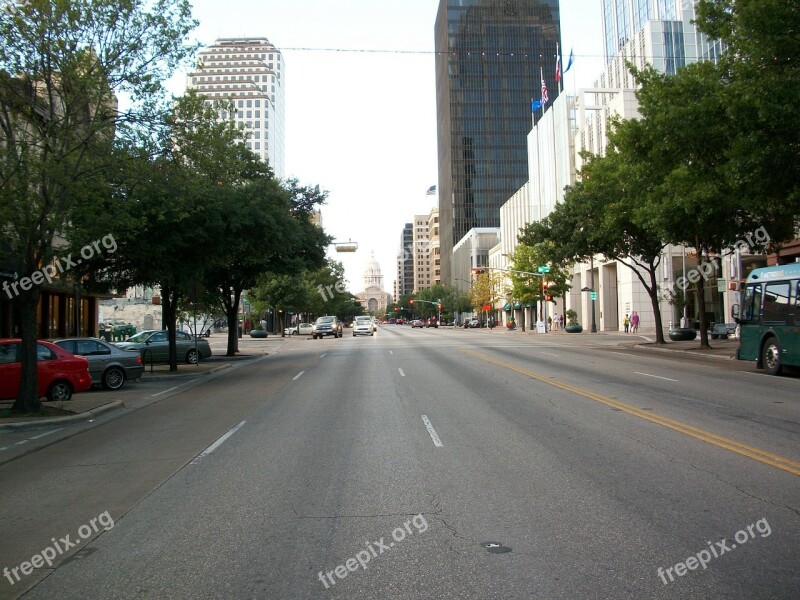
363,251,384,290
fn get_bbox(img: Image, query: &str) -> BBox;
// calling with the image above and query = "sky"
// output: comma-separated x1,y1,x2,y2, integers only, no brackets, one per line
169,0,605,294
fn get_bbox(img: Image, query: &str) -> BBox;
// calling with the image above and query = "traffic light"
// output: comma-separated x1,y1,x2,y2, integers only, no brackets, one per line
394,307,399,312
545,295,553,302
437,304,442,311
410,299,415,304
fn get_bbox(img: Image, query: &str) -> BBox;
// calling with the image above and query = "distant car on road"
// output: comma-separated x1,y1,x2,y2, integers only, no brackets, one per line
468,319,481,328
426,317,439,328
52,337,143,390
285,323,314,336
312,316,342,339
0,339,92,402
115,330,212,364
353,317,374,337
411,319,424,328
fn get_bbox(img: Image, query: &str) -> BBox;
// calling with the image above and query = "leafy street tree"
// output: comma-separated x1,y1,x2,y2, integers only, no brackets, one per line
0,0,196,411
695,0,800,228
250,272,314,336
633,63,761,347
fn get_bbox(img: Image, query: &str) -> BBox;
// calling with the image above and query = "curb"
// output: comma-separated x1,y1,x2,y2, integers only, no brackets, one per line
139,363,233,381
633,344,737,361
0,400,125,431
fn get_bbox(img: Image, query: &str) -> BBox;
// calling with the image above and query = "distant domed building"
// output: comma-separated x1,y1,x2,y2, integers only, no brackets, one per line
355,251,392,314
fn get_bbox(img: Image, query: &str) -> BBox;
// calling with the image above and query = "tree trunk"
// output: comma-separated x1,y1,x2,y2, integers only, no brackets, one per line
12,288,42,413
225,288,241,356
647,267,667,345
696,250,710,349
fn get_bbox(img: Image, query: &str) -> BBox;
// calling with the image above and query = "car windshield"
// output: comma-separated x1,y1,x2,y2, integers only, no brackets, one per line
317,317,334,323
123,331,154,343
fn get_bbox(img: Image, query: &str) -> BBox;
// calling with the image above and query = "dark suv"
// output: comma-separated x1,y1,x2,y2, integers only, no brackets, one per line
312,316,342,339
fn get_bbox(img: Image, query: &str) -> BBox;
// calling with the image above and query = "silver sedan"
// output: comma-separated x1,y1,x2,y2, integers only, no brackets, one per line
52,337,144,390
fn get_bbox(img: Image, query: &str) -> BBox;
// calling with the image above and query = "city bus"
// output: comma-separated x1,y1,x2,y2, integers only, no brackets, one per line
734,263,800,375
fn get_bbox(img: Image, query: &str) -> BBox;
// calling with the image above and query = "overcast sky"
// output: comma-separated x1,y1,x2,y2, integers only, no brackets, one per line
169,0,605,294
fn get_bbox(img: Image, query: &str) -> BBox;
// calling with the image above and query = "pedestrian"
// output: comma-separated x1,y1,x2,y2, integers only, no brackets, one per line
552,313,559,331
623,313,630,333
547,316,552,330
559,313,564,329
631,311,640,334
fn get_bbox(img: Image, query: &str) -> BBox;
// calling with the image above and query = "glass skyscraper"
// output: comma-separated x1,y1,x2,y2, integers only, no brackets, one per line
435,0,561,284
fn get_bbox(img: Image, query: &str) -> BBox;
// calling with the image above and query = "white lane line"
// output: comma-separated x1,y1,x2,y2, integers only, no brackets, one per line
15,440,29,445
191,420,246,464
320,353,327,358
541,352,559,357
389,350,394,355
421,415,443,447
398,368,405,377
30,427,65,440
293,371,305,380
634,371,678,382
610,352,641,358
149,382,190,398
0,447,7,452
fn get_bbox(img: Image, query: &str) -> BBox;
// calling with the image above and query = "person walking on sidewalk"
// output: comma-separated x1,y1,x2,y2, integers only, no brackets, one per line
623,314,630,333
631,311,640,334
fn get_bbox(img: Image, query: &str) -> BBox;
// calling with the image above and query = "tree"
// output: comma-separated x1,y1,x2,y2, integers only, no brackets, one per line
633,63,760,347
0,0,196,411
695,0,800,230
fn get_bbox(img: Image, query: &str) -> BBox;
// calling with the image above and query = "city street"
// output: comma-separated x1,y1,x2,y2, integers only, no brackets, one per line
0,326,797,599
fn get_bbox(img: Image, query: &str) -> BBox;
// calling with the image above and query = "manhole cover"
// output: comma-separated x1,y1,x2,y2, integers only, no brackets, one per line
481,541,513,554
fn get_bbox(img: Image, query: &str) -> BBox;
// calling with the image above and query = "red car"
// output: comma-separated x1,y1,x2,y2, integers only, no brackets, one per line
0,339,92,402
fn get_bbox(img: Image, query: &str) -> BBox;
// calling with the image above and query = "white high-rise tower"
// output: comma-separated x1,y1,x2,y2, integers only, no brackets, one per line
186,37,285,178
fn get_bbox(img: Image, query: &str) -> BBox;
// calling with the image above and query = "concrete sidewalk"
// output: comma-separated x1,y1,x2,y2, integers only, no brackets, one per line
0,348,269,428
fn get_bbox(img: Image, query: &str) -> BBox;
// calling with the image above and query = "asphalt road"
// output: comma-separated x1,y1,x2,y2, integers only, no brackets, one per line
1,326,797,599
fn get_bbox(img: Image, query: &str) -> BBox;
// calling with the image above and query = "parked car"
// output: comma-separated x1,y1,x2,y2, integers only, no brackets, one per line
411,319,424,328
0,339,92,402
285,323,314,336
52,337,143,390
468,319,481,328
352,317,374,337
114,330,212,364
312,316,342,339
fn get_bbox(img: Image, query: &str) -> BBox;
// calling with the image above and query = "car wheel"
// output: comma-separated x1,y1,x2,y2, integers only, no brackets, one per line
762,337,782,375
292,331,298,336
47,380,73,402
102,367,125,390
370,332,374,336
185,349,199,364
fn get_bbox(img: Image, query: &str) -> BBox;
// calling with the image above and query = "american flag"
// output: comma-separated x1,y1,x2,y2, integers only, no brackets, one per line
426,185,437,196
541,77,549,106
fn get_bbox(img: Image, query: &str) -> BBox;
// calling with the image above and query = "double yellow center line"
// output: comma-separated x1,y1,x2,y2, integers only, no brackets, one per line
459,348,800,477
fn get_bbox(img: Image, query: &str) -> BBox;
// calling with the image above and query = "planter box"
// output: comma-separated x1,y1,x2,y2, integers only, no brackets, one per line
565,324,583,333
668,328,696,341
249,329,268,338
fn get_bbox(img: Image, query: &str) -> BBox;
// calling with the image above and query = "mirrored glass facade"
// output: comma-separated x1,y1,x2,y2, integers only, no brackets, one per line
435,0,561,283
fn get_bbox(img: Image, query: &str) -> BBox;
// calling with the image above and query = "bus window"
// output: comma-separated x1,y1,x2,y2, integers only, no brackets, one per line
742,284,761,321
763,282,791,323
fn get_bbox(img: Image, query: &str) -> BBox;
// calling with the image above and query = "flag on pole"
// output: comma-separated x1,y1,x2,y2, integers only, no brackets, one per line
426,185,437,196
555,43,561,84
531,99,542,112
541,67,549,106
564,47,574,74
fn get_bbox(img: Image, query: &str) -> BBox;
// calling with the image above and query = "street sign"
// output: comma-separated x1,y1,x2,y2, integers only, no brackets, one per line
537,266,550,274
590,291,597,300
482,304,492,311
